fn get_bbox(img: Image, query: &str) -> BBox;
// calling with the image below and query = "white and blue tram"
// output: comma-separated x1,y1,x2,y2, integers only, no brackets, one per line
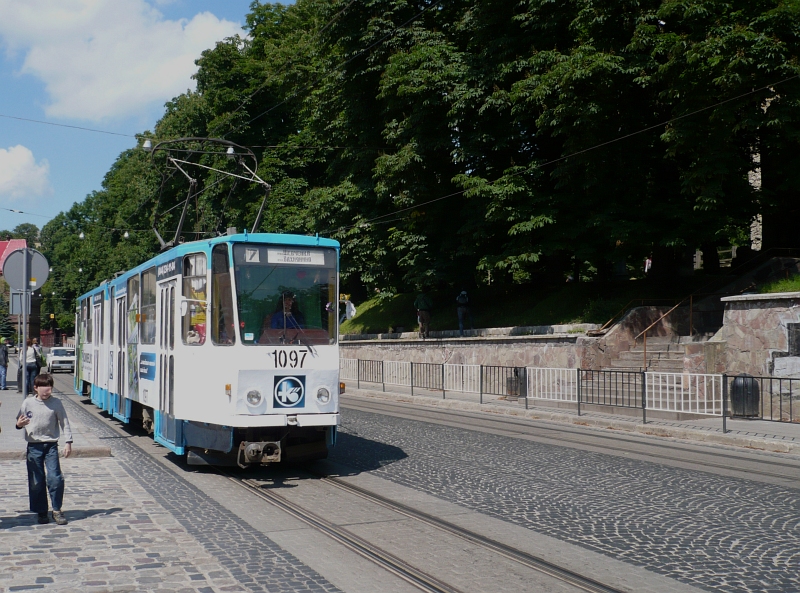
75,232,340,467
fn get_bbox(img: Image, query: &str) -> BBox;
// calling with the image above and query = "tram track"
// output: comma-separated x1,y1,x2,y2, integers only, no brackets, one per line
341,396,800,484
226,470,630,593
64,384,634,593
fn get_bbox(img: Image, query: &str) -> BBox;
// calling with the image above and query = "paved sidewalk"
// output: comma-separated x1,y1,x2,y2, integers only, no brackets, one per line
0,359,110,459
0,373,344,593
344,387,800,455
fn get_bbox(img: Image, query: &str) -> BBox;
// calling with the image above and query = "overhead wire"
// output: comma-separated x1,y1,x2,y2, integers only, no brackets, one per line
0,207,51,219
322,74,800,235
0,113,135,138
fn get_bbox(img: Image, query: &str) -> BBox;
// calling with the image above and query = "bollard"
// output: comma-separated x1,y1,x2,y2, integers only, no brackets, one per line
577,368,581,417
410,362,414,397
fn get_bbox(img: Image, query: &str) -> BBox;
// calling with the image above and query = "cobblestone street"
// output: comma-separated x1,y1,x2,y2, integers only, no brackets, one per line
1,374,798,593
331,406,800,593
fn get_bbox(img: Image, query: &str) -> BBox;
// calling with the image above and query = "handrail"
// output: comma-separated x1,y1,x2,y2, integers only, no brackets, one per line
595,247,800,339
591,298,674,333
633,297,688,341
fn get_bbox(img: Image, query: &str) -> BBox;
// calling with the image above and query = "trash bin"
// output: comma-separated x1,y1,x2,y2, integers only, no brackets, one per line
506,376,520,396
730,374,760,417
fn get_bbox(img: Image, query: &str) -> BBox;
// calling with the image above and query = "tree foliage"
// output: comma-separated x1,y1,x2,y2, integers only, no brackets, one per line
40,0,800,317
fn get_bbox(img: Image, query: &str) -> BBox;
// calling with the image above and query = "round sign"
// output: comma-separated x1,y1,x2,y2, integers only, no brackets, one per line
2,248,50,291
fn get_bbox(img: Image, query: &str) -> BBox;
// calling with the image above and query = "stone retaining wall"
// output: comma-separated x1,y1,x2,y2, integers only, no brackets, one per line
718,292,800,377
341,307,684,370
341,334,584,368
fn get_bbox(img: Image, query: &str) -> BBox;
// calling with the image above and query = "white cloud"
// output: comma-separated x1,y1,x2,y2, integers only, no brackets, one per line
0,0,240,121
0,145,52,200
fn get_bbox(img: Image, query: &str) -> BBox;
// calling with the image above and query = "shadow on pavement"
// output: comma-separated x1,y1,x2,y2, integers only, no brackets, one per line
0,507,123,529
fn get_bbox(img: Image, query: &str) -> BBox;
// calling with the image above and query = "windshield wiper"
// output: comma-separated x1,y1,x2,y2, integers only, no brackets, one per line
291,331,318,356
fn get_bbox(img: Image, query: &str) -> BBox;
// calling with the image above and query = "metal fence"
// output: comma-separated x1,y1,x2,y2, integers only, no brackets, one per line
528,367,578,402
341,359,800,428
581,369,643,410
647,372,724,416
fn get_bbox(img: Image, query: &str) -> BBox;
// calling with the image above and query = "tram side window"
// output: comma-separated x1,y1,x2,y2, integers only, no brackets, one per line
211,245,236,345
141,268,156,345
182,253,207,345
128,275,140,344
85,298,93,343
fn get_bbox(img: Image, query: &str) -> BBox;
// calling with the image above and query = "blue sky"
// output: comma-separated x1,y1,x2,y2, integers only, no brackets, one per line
0,0,261,233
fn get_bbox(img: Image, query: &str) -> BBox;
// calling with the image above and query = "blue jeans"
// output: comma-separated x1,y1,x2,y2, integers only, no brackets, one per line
26,442,65,514
26,363,37,394
0,364,6,389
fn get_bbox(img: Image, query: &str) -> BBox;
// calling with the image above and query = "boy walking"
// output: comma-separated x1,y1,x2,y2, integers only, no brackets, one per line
15,374,72,525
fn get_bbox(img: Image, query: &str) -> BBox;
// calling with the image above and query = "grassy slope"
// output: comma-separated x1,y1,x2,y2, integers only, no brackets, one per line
340,277,715,334
760,276,800,293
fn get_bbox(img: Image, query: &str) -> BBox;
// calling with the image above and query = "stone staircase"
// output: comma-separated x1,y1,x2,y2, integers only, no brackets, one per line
605,335,713,373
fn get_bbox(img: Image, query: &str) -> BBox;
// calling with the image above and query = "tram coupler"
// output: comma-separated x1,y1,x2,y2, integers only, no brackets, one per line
237,441,281,467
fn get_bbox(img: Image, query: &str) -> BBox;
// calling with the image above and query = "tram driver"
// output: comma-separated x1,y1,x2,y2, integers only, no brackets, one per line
260,291,305,342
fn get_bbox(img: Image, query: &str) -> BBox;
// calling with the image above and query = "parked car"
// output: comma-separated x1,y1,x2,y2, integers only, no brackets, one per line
46,347,76,374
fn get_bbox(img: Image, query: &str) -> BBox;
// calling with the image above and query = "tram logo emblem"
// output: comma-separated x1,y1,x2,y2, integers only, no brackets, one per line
274,376,305,408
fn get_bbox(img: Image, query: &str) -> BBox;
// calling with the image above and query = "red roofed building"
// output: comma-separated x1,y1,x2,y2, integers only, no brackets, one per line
0,239,27,272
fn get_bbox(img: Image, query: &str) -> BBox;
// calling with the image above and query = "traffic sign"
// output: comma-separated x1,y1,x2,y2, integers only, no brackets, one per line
2,248,49,290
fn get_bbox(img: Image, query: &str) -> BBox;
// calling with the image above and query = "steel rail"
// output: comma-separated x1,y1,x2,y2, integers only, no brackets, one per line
315,474,628,593
340,399,800,483
226,475,466,593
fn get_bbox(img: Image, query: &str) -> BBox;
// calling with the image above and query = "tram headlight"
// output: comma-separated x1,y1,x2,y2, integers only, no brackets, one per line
316,387,331,404
246,390,263,406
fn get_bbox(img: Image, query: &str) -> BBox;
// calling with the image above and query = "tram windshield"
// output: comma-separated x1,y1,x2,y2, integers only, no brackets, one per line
232,244,337,345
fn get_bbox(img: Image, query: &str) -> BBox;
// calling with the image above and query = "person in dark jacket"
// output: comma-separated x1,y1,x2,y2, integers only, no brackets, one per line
455,290,474,337
414,292,433,338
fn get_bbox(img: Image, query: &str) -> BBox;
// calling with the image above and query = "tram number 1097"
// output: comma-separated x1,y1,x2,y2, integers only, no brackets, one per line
270,349,308,369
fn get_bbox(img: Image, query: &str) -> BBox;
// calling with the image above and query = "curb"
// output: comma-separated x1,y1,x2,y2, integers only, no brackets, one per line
0,447,112,460
344,389,800,456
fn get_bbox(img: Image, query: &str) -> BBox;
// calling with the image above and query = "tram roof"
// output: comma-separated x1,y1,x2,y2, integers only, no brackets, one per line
76,232,339,303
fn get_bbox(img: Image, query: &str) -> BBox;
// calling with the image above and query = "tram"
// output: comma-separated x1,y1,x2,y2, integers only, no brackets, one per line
75,231,340,467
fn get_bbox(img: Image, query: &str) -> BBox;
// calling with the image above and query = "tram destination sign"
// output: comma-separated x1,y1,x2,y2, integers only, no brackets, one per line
267,248,325,266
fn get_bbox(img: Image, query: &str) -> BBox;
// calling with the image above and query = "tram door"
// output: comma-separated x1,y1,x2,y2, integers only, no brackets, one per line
91,296,103,404
114,294,129,420
155,280,181,448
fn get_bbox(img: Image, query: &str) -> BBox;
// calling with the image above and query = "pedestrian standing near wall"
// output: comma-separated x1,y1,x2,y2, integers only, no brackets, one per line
0,338,8,390
456,290,474,337
414,292,433,339
32,338,43,376
23,340,38,395
15,374,72,525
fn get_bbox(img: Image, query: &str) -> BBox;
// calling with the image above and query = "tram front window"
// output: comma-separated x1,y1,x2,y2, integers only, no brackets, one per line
232,244,337,345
